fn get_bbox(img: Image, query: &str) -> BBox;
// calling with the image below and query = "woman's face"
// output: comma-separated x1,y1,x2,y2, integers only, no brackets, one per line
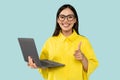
57,8,76,32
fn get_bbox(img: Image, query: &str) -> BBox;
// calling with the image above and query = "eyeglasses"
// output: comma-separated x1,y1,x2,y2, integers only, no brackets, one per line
58,14,75,21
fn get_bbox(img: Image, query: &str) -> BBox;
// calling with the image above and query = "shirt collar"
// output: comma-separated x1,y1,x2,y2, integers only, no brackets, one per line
58,29,79,42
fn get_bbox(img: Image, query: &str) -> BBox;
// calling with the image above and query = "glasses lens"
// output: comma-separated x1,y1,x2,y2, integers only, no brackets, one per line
67,15,74,21
58,15,75,21
59,15,65,21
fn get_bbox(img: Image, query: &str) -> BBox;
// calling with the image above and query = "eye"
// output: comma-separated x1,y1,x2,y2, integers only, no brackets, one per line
68,16,73,19
59,15,65,20
59,15,65,18
68,15,74,20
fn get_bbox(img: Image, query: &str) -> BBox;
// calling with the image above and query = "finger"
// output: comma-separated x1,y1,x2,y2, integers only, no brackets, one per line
28,56,30,65
74,53,81,57
28,56,31,64
77,42,82,50
33,63,38,68
28,63,35,68
74,52,83,58
74,55,83,60
76,57,83,60
74,50,79,55
28,56,34,64
74,49,82,55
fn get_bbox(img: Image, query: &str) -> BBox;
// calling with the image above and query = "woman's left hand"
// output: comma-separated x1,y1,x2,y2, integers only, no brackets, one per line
74,42,85,61
74,42,88,71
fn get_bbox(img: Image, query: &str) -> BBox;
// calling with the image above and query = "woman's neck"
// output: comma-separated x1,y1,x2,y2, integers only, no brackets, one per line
62,30,73,37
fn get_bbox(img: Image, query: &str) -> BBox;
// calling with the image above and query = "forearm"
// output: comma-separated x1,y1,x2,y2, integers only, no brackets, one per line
81,56,88,72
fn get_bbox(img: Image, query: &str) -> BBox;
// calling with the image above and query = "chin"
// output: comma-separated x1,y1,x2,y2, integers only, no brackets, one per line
62,28,72,32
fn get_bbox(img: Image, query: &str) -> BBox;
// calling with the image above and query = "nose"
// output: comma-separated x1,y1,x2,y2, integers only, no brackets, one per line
64,17,68,22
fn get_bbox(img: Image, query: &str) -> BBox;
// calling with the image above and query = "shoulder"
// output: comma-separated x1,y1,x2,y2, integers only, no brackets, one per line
77,34,91,45
46,36,57,41
78,34,89,41
77,35,92,47
44,36,58,44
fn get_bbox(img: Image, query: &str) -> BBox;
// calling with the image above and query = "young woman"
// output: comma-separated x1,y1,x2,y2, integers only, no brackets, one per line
28,4,99,80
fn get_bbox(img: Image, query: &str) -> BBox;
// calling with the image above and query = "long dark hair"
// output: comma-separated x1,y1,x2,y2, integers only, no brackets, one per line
52,4,79,36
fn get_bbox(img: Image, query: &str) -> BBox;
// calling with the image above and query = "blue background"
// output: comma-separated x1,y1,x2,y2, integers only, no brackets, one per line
0,0,120,80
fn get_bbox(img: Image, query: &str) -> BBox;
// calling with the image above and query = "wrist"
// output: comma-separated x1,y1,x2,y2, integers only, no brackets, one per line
81,54,86,63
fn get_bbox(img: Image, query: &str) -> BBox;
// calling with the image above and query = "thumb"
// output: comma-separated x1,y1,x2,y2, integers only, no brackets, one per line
77,42,82,50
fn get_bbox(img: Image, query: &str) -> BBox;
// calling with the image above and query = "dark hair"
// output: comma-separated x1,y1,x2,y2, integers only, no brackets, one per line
52,4,79,36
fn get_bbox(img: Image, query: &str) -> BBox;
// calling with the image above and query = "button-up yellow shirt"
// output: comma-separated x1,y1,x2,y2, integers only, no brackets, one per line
39,30,99,80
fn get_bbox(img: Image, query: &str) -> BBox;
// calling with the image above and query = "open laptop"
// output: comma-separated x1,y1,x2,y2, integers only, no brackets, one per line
18,38,65,68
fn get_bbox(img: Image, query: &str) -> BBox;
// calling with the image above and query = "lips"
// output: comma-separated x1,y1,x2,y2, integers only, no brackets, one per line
62,23,70,28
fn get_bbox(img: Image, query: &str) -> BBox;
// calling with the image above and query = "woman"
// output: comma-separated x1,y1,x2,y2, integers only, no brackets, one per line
28,4,99,80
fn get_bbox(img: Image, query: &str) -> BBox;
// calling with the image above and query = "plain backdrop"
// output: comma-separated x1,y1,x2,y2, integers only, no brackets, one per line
0,0,120,80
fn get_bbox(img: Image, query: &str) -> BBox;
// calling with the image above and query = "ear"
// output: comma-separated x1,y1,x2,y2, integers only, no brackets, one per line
73,18,77,24
57,18,60,24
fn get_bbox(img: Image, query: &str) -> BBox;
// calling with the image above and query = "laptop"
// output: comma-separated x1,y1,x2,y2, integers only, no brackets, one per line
18,38,65,68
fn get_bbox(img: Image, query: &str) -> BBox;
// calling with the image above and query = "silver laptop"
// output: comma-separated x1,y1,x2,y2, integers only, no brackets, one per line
18,38,65,68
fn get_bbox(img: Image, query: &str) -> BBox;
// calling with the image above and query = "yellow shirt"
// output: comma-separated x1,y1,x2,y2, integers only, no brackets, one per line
38,30,99,80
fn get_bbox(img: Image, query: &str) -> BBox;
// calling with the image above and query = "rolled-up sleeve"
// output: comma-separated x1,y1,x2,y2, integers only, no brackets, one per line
82,37,99,77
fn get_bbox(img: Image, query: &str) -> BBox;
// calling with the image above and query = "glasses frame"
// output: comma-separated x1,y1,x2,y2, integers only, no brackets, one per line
58,14,75,21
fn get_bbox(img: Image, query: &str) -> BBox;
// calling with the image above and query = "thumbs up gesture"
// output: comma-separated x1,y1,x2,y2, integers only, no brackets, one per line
74,42,88,71
74,42,85,61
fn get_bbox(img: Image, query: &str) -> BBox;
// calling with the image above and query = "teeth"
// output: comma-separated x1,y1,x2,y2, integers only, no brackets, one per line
63,24,69,27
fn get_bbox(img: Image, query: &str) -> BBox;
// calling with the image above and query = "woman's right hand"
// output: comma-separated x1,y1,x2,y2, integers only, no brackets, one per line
27,56,38,69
